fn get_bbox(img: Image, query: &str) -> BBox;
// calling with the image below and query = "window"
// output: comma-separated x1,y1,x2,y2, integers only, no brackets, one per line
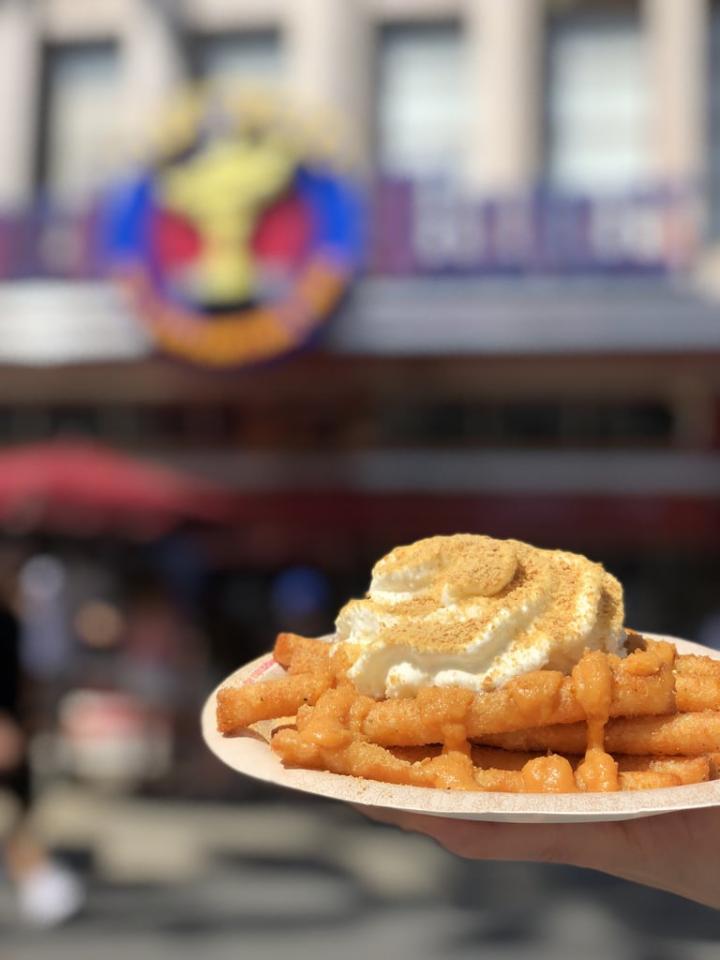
546,12,650,194
190,30,283,91
38,43,120,203
376,23,468,180
376,400,673,448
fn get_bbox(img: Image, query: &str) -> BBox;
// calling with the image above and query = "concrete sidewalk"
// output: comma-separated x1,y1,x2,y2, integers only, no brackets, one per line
0,786,718,959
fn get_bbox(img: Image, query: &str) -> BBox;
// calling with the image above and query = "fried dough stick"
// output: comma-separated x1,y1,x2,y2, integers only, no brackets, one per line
221,635,720,741
619,772,681,790
478,711,720,756
676,655,720,678
647,650,720,710
675,674,720,712
273,687,521,791
270,636,720,741
216,635,351,734
477,765,687,792
277,635,720,710
273,687,469,789
272,724,536,792
468,748,705,790
216,672,333,733
273,633,329,672
272,686,707,793
274,727,484,790
273,632,354,680
272,728,702,792
616,755,710,784
278,635,720,709
272,687,707,792
361,645,677,747
467,747,710,785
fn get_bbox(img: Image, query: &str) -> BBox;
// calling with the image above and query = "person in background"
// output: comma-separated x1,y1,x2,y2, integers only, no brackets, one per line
0,552,84,927
121,581,211,785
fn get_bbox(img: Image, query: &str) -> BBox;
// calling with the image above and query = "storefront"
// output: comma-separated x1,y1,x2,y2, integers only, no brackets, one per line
1,0,720,796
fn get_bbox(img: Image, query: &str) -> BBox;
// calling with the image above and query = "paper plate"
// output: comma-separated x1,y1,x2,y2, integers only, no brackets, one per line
201,635,720,823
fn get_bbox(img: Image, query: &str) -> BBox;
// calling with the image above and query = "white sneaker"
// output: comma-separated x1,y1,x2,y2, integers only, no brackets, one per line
17,861,85,928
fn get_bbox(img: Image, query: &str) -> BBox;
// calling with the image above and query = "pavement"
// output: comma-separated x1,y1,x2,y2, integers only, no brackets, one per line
0,785,718,959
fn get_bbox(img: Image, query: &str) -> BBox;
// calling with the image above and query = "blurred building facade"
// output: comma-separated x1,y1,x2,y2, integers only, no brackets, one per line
0,0,719,646
0,0,713,206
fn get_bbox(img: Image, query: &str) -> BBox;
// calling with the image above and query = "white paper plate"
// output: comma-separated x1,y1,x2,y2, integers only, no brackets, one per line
201,635,720,823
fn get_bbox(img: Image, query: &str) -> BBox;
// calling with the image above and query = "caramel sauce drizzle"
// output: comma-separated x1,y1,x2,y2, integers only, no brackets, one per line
571,650,619,792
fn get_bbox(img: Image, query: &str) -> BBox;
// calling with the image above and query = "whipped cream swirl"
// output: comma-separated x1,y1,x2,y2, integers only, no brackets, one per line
335,534,626,699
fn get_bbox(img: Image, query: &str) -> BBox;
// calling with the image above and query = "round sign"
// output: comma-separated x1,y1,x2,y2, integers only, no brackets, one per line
102,90,364,368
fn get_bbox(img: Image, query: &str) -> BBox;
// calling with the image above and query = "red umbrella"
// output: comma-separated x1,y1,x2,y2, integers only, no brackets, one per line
0,441,237,538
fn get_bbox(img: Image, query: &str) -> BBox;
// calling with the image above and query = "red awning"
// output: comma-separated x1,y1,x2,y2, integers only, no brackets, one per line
0,441,236,538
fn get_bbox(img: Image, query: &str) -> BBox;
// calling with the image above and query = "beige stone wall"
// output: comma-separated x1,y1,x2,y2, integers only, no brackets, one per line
118,0,186,152
0,0,711,205
0,0,40,206
286,0,373,169
644,0,708,186
464,0,543,193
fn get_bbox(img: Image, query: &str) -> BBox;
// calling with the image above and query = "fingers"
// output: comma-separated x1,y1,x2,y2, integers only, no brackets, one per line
353,804,586,865
355,803,720,908
354,802,656,876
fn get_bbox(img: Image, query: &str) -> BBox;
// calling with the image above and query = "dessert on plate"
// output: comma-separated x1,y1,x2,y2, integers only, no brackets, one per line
216,534,720,794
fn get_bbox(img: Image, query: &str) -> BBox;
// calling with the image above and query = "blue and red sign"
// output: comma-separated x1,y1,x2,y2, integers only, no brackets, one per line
102,92,363,367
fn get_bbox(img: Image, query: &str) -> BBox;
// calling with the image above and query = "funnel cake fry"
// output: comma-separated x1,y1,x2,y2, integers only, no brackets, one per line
275,635,720,713
271,727,527,792
468,748,710,784
216,671,333,733
269,682,709,794
618,771,681,790
676,655,720,678
273,632,316,669
272,633,336,674
219,625,720,791
616,755,711,784
478,711,720,756
360,645,676,748
271,730,710,793
675,674,720,712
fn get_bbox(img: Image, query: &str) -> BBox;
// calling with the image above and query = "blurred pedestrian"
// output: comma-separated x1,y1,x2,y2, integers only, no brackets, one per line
0,553,84,927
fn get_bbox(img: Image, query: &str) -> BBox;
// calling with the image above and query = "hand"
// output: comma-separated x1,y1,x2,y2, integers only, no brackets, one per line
358,805,720,910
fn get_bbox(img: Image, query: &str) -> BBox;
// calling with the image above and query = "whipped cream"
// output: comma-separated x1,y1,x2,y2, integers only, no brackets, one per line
335,534,626,699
